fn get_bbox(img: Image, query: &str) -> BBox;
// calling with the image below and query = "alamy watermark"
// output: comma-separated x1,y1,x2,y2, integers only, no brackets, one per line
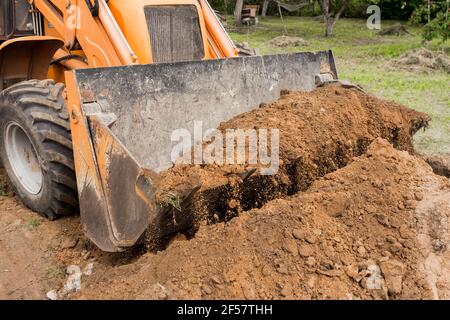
171,121,280,175
66,4,81,30
367,5,381,30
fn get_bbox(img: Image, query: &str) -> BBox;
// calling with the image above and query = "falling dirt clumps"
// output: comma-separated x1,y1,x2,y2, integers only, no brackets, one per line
389,48,450,74
77,139,450,300
154,85,429,235
268,36,309,47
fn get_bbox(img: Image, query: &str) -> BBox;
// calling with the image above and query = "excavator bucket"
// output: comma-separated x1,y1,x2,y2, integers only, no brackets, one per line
65,51,338,252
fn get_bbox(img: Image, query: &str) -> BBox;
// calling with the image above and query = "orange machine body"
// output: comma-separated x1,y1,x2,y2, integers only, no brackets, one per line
0,1,338,252
1,0,238,83
0,0,236,251
0,0,239,251
35,0,238,68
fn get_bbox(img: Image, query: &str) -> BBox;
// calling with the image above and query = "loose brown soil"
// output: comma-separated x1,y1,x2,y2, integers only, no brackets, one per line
1,86,448,300
0,169,140,299
153,86,429,242
76,139,450,300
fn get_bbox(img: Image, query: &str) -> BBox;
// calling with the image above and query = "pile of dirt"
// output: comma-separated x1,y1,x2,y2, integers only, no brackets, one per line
153,85,429,240
389,48,450,74
378,24,411,36
0,85,441,301
76,139,450,300
268,36,309,48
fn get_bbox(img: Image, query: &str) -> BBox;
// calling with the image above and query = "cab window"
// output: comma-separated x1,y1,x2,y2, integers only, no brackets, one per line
14,0,33,33
0,1,8,37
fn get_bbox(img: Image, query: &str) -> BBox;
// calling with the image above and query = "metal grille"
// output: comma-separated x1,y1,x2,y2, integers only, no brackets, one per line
144,5,204,63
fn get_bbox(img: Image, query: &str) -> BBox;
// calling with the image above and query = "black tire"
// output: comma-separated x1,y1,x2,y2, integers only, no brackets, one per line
0,79,78,220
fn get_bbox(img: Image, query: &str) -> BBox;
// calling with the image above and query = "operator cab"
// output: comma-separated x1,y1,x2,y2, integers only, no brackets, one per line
0,0,35,43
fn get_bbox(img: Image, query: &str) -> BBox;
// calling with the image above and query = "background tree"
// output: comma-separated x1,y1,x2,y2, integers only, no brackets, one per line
317,0,349,36
410,0,449,42
234,0,244,25
261,0,271,16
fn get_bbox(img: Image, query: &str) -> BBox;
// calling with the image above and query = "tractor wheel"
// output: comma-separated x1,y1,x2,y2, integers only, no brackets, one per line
0,79,78,220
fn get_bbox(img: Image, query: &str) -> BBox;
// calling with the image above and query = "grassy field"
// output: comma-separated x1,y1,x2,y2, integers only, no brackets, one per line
228,17,449,155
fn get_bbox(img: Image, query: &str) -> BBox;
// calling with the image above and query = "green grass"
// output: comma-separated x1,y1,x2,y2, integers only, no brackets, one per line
164,192,182,212
46,266,63,279
228,17,432,57
26,218,41,229
227,17,450,155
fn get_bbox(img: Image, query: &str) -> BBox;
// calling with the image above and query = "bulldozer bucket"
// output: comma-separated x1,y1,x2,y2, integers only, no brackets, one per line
65,51,338,252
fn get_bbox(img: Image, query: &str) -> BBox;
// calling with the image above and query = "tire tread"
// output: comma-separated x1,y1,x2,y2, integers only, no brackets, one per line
0,80,78,218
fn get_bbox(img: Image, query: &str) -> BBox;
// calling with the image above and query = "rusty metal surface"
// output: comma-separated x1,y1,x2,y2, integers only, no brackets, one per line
74,51,337,172
88,115,155,248
66,75,119,252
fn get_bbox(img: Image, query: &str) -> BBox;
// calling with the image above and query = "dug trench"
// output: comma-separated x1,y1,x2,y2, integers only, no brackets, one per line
148,85,430,249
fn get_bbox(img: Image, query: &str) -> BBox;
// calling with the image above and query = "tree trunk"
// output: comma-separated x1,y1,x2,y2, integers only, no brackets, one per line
325,18,334,37
234,0,244,25
261,0,269,17
261,0,270,17
317,0,348,37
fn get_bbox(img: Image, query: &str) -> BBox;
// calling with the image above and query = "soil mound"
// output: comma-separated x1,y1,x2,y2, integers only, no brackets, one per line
389,48,450,74
77,139,450,300
268,36,309,47
153,86,429,238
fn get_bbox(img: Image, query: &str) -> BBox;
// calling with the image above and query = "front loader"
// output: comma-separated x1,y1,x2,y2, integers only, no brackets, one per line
0,0,338,251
